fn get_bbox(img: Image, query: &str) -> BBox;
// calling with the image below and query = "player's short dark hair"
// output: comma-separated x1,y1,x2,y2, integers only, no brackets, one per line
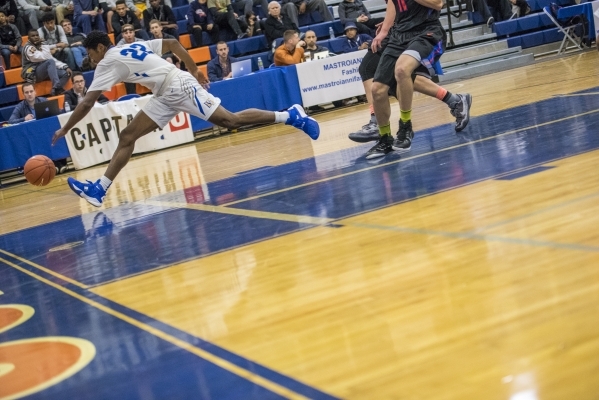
41,13,55,23
115,0,127,6
283,30,298,42
83,30,113,50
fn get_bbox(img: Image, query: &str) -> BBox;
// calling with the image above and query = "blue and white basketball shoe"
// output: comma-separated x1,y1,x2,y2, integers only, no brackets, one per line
285,104,320,140
67,177,106,207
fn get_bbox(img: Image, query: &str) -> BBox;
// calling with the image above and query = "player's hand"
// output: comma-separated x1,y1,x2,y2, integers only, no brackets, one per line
193,69,210,90
371,31,387,53
52,127,67,145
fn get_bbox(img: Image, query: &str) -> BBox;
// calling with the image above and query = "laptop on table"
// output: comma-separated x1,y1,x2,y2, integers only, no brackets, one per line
231,59,253,78
34,99,61,120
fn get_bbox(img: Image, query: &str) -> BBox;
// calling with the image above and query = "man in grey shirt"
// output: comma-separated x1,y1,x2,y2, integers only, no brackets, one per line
16,0,54,29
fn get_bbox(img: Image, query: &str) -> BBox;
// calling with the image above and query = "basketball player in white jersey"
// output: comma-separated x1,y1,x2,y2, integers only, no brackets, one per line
52,31,320,207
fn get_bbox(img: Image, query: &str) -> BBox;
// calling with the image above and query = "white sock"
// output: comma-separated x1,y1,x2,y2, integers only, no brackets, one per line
99,176,112,191
274,111,290,123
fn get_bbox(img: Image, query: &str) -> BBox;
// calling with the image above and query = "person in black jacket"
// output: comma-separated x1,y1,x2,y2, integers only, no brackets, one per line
338,0,383,36
112,0,149,42
0,10,21,68
63,71,109,109
0,0,25,35
281,0,332,28
264,1,296,46
143,0,178,39
187,0,219,48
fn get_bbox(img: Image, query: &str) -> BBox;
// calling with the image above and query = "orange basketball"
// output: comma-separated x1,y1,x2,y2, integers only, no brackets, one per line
24,155,56,186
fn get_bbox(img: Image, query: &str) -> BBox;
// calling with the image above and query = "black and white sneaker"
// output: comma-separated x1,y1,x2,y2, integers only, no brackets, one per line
348,120,379,143
392,120,414,152
365,135,394,159
450,93,472,132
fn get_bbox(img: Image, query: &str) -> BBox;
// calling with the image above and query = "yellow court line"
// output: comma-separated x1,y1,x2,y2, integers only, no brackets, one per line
0,249,88,289
0,256,310,400
144,200,335,225
221,109,599,206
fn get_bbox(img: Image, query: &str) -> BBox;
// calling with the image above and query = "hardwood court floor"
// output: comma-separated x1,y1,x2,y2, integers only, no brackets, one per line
0,51,598,399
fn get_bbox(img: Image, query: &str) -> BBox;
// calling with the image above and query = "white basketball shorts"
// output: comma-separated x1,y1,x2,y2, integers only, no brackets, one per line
143,71,222,128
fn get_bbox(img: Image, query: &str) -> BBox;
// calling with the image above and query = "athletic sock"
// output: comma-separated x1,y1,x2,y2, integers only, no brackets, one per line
378,123,391,136
274,111,290,123
400,109,411,123
99,176,112,191
441,91,460,108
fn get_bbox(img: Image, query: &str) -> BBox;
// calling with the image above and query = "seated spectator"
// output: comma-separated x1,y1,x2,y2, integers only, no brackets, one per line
264,1,296,46
16,0,54,30
148,19,178,62
509,0,529,18
0,9,21,68
64,71,108,109
341,22,370,53
116,22,141,44
38,12,76,70
143,0,178,39
74,0,106,34
281,0,332,28
301,29,326,60
102,0,117,33
60,19,86,69
187,0,219,48
52,0,73,24
245,10,261,37
9,81,46,123
1,0,27,35
21,29,71,95
207,40,236,81
207,0,247,40
274,29,303,66
234,0,267,21
338,0,383,36
112,0,148,42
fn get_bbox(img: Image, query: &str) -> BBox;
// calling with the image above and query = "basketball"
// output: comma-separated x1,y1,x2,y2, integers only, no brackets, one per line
24,155,56,186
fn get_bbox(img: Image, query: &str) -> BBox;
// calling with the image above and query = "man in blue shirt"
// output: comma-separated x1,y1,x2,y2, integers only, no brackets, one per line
341,21,371,53
8,82,47,123
207,41,237,82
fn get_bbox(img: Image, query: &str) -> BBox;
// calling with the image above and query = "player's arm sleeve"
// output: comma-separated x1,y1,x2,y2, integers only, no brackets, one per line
147,39,164,56
88,61,129,92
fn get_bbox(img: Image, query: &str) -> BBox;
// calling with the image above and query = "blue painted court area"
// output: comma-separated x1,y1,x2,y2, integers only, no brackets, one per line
1,87,598,399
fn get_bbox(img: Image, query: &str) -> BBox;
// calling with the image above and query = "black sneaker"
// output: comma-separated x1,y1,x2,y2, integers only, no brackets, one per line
392,120,414,152
348,120,379,143
365,134,394,159
450,93,472,132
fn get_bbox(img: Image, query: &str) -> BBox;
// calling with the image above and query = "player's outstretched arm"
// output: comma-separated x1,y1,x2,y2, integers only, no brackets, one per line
52,90,102,145
162,38,209,88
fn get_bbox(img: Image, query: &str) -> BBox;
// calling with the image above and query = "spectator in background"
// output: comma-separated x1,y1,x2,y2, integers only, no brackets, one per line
487,0,513,22
245,10,261,37
64,71,108,109
340,21,370,53
9,82,45,123
38,12,76,70
301,29,326,60
143,0,178,39
0,9,21,68
61,19,87,69
74,0,106,34
207,0,247,40
116,22,141,43
509,0,530,18
281,0,332,28
274,29,303,65
16,0,54,30
264,1,296,46
187,0,219,48
148,18,178,63
112,0,148,41
207,40,236,81
52,0,73,24
235,0,267,21
1,0,26,35
338,0,383,36
21,29,71,95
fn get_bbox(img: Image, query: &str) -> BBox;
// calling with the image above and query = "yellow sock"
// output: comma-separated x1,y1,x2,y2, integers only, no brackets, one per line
400,109,411,122
378,123,391,136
